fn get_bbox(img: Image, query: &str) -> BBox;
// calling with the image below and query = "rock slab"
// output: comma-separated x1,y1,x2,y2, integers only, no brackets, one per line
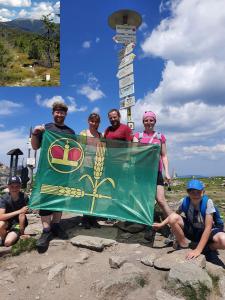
109,256,127,269
71,235,117,252
48,263,67,281
154,249,206,270
141,253,157,267
92,263,149,300
156,290,185,300
167,262,212,299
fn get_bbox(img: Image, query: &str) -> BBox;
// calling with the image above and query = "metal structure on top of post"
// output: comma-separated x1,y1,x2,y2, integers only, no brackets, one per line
108,9,142,130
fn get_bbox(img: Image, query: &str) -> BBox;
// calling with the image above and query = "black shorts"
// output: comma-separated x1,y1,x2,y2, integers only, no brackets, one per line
182,216,224,243
8,217,28,234
157,172,164,186
39,210,61,216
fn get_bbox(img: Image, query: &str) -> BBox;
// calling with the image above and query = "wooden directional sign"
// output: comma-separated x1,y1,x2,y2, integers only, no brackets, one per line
116,25,136,35
118,42,135,61
120,96,135,109
119,84,134,99
113,34,136,44
116,63,133,79
119,53,135,69
119,73,134,89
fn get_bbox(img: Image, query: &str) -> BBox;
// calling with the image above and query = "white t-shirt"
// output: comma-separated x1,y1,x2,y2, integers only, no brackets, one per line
179,197,216,230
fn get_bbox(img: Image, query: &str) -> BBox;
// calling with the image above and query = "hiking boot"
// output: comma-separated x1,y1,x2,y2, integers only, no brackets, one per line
83,220,91,229
36,231,53,250
91,219,101,228
144,228,156,243
164,232,175,246
51,223,68,239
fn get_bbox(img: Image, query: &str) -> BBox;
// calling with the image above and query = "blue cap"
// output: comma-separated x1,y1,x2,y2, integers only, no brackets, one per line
187,179,204,191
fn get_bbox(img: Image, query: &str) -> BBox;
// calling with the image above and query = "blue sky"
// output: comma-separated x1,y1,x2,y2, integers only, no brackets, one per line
0,0,225,176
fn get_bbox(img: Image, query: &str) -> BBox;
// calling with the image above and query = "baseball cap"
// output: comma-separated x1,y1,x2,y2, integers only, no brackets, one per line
7,176,22,185
186,179,204,191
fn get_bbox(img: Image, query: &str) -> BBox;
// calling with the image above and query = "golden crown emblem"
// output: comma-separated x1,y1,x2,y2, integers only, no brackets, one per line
50,140,82,167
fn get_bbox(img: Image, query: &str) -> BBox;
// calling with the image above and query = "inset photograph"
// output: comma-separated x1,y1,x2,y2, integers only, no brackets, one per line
0,0,60,87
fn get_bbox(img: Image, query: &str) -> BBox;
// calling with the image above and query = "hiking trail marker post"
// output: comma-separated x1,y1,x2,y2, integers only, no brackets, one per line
108,9,142,130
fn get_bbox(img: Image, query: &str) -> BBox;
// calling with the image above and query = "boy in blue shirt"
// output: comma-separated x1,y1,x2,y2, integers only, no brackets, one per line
153,179,225,259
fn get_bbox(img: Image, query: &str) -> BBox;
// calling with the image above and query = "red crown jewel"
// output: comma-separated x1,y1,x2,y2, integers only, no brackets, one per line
51,145,82,161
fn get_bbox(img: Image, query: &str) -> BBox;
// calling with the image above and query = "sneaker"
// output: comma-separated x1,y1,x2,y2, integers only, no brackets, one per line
36,231,53,250
144,228,156,243
83,221,91,229
91,219,101,228
51,223,68,239
164,232,175,246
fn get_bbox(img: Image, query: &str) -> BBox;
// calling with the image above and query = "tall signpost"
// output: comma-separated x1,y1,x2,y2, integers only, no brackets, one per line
108,10,142,129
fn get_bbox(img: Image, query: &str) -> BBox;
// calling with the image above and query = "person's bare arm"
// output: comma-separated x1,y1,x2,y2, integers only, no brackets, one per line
161,143,171,183
0,206,29,221
186,214,213,259
31,125,45,150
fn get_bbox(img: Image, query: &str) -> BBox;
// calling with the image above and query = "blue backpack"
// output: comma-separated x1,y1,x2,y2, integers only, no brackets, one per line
181,195,224,229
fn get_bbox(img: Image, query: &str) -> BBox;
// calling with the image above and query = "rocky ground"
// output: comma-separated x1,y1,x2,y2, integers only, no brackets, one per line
1,212,225,300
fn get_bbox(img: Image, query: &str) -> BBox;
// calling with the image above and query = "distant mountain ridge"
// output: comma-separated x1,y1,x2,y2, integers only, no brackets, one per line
1,18,59,35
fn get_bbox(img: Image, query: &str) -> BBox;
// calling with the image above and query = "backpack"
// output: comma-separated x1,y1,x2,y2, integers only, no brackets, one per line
138,131,162,144
181,195,224,229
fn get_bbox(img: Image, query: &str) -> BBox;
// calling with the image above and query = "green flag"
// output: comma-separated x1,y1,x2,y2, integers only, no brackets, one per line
29,130,160,225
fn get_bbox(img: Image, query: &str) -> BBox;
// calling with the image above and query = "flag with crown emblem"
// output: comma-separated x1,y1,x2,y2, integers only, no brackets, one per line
29,130,160,225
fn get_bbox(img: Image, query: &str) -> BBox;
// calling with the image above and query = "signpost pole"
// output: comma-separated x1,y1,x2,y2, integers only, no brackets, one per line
108,9,142,130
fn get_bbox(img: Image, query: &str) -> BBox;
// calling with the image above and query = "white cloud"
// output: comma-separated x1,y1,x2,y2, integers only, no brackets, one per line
82,41,91,49
78,86,105,102
0,0,31,7
36,95,87,113
92,107,100,114
139,21,148,32
0,127,27,165
95,37,100,43
0,8,15,17
17,8,28,17
77,73,105,102
0,124,5,128
142,0,225,64
0,100,23,115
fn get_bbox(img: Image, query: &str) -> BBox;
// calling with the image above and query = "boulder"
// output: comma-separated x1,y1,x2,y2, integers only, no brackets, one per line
48,263,67,281
154,249,206,270
92,263,149,300
167,262,212,299
109,256,127,269
74,252,89,264
71,235,117,252
141,253,157,267
156,289,185,300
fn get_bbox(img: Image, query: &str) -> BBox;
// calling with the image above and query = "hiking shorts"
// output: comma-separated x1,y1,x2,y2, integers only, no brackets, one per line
182,217,224,243
7,218,28,235
157,172,164,186
39,210,62,217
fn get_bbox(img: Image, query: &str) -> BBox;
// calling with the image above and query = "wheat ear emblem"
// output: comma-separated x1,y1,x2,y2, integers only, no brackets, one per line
79,141,115,213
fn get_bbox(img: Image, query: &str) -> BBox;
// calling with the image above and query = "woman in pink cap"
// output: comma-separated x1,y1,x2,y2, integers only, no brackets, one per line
133,111,171,217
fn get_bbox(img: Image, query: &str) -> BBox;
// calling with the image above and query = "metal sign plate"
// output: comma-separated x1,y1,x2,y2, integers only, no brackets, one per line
120,96,136,109
113,34,136,44
116,63,133,79
119,73,134,89
116,25,136,35
119,53,135,69
119,84,134,99
118,42,135,61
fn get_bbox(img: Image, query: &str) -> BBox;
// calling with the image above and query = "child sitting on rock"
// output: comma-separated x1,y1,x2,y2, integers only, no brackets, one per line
153,179,225,259
0,176,29,247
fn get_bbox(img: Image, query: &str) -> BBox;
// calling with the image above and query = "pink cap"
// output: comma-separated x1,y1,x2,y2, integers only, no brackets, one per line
143,111,156,121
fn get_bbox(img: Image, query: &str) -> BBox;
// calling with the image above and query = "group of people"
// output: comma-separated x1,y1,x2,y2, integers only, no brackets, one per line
0,100,225,261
